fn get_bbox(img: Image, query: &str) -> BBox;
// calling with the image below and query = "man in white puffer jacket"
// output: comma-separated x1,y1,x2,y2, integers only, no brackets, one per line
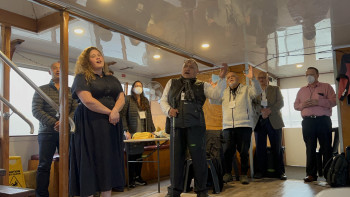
210,66,262,184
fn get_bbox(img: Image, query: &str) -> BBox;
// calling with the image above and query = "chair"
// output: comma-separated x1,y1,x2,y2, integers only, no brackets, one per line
183,158,220,194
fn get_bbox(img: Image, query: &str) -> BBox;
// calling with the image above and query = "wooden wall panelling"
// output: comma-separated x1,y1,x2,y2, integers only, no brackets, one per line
335,49,350,151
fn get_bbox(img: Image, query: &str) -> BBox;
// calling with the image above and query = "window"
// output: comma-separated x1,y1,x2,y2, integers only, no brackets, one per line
281,85,338,128
9,67,74,136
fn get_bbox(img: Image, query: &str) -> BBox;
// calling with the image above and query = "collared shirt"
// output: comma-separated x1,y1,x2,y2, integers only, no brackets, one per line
294,82,336,117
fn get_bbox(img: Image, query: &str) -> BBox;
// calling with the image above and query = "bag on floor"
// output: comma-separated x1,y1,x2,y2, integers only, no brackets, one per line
323,153,349,187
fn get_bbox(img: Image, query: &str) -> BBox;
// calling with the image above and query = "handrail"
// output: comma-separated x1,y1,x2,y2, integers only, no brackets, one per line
0,50,75,132
0,94,34,134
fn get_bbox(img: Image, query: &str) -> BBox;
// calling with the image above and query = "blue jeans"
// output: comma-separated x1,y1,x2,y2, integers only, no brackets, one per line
36,133,59,197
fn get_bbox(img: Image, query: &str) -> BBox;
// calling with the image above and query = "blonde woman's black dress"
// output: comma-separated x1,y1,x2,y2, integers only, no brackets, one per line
69,73,125,196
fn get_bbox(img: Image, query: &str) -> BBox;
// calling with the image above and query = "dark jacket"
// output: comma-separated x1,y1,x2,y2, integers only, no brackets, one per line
166,78,206,130
32,80,77,133
254,85,285,130
121,95,155,134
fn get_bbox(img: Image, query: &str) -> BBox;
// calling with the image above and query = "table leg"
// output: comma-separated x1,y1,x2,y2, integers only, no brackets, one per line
126,150,129,190
157,141,160,193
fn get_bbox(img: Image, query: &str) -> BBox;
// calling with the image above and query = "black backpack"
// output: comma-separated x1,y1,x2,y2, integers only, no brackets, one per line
323,153,349,187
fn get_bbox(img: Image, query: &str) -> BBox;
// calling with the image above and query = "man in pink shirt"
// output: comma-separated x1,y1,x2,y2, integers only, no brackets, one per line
294,67,336,182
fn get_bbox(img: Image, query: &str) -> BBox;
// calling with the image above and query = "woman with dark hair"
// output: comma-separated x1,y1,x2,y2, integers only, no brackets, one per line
69,46,125,197
121,81,155,188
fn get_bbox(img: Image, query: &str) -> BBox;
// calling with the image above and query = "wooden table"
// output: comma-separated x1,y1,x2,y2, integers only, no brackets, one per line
124,138,169,193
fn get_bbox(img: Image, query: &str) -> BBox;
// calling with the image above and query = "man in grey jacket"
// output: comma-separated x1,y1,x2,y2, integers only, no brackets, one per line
32,62,77,197
210,66,261,184
253,72,287,180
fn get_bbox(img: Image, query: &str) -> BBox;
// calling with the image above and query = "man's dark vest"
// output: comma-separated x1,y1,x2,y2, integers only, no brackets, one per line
165,78,206,132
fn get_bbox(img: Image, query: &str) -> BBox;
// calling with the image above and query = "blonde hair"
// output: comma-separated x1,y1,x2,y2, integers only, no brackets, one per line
74,47,109,83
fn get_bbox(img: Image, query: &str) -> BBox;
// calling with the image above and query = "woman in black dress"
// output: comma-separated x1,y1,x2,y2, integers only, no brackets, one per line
69,46,125,197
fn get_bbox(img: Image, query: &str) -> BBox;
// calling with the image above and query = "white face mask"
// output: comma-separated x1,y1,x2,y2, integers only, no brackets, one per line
133,87,143,95
306,75,315,84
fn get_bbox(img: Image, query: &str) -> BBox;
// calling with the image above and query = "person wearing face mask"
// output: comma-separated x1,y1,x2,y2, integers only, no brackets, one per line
210,66,262,185
121,81,155,188
160,59,227,197
294,67,336,182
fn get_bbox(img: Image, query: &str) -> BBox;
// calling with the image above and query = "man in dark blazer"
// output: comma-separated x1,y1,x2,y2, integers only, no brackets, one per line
253,72,287,180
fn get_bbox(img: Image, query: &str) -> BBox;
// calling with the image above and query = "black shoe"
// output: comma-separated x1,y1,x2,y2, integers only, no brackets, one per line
129,181,136,188
135,176,147,186
112,187,124,192
197,192,210,197
303,175,317,182
165,193,180,197
280,173,287,180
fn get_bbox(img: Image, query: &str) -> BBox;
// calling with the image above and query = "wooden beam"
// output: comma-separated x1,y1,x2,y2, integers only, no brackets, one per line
0,8,36,32
1,25,11,185
37,12,75,33
10,39,24,59
59,11,69,197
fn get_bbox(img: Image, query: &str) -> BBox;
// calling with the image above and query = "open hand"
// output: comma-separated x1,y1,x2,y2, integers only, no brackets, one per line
219,63,228,79
244,66,254,79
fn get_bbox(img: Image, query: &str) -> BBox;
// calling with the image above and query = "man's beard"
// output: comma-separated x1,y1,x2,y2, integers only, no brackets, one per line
229,82,238,88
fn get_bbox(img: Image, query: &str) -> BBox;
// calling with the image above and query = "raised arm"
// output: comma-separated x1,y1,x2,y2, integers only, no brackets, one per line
205,63,228,100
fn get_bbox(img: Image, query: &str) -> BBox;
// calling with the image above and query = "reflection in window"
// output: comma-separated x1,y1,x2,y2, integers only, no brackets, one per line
281,85,338,128
315,19,332,60
9,67,74,136
276,25,304,66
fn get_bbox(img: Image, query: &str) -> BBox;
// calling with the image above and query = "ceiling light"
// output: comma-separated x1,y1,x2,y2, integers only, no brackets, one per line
99,0,112,3
201,43,210,48
73,28,84,35
153,54,161,59
296,64,303,68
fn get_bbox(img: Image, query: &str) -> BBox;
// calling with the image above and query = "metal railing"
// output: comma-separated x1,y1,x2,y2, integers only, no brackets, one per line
0,50,75,133
0,94,34,134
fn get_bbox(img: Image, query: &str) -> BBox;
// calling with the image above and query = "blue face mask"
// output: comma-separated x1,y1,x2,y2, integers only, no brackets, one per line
212,74,220,83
